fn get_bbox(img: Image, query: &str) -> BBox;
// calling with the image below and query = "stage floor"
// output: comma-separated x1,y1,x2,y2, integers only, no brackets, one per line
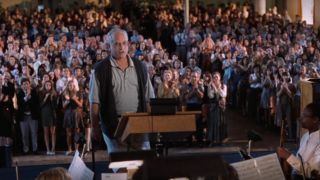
5,116,299,180
3,148,278,180
12,108,298,167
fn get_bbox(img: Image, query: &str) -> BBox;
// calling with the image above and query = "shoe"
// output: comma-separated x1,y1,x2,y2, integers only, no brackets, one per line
46,151,51,155
65,151,73,156
32,151,39,155
222,137,230,144
50,151,55,155
83,150,90,158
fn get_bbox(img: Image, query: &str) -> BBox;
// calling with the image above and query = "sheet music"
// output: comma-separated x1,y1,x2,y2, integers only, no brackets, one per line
108,160,143,169
231,153,285,180
101,173,127,180
68,151,94,180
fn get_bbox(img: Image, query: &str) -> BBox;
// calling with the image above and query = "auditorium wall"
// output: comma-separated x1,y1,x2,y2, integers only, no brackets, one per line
315,0,320,28
1,0,318,29
1,0,85,11
1,0,33,9
286,0,301,23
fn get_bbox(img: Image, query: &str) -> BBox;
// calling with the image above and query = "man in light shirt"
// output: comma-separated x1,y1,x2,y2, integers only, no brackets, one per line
89,28,154,154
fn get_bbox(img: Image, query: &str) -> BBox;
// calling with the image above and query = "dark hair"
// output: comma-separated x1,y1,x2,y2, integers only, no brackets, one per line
2,85,10,95
305,99,320,121
305,101,320,120
21,78,30,84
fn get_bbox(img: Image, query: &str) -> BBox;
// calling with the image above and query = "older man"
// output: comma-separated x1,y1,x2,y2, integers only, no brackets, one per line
89,28,154,154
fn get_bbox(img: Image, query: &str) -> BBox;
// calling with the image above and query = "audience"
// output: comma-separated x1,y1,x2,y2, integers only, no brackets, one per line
0,1,319,155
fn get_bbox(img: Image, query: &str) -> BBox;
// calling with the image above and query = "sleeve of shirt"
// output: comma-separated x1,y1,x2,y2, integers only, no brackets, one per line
89,70,100,104
287,142,320,177
306,145,320,177
207,86,214,99
73,78,79,92
145,75,155,101
56,79,63,93
218,84,227,98
287,155,302,174
174,34,179,44
66,58,71,68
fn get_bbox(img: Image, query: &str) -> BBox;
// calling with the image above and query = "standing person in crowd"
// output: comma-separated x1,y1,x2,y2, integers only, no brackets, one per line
74,67,87,89
182,71,204,141
207,72,227,145
0,76,14,150
275,71,295,139
82,79,91,156
259,68,274,127
39,80,57,155
174,27,188,64
248,65,262,122
201,72,213,136
56,67,79,94
277,102,320,179
180,57,202,77
236,57,250,116
89,28,155,154
157,68,180,98
17,64,35,87
172,59,183,72
200,33,215,72
62,81,83,155
17,78,40,154
182,71,204,110
33,52,50,76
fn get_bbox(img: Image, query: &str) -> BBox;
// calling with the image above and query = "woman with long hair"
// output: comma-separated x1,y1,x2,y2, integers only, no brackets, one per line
39,80,57,155
0,77,14,157
62,81,83,155
207,72,227,145
81,79,91,156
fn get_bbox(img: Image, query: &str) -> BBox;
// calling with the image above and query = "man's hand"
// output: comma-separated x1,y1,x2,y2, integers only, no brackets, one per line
90,103,102,142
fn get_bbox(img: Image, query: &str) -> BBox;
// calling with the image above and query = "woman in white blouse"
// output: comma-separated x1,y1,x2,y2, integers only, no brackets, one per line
207,72,227,146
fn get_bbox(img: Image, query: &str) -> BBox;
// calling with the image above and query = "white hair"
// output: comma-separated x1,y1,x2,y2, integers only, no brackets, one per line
106,28,129,45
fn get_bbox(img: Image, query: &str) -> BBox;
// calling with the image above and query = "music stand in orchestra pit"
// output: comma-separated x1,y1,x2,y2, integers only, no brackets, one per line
132,153,229,180
114,111,201,155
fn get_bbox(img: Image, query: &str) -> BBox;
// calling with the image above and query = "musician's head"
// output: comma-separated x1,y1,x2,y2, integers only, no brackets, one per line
36,167,71,180
301,102,320,131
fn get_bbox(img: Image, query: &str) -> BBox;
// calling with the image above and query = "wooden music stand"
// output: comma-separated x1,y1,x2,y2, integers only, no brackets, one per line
114,111,201,142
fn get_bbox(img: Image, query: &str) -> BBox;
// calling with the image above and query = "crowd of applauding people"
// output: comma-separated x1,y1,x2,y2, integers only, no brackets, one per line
0,1,319,162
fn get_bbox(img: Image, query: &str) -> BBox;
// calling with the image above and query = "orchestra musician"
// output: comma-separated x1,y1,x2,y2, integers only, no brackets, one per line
277,102,320,179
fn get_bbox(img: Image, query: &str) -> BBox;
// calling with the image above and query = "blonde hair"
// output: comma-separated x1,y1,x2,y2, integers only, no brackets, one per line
36,167,71,180
63,80,76,98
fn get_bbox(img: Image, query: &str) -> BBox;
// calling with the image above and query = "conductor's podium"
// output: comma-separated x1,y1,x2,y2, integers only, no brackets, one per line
115,111,201,142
